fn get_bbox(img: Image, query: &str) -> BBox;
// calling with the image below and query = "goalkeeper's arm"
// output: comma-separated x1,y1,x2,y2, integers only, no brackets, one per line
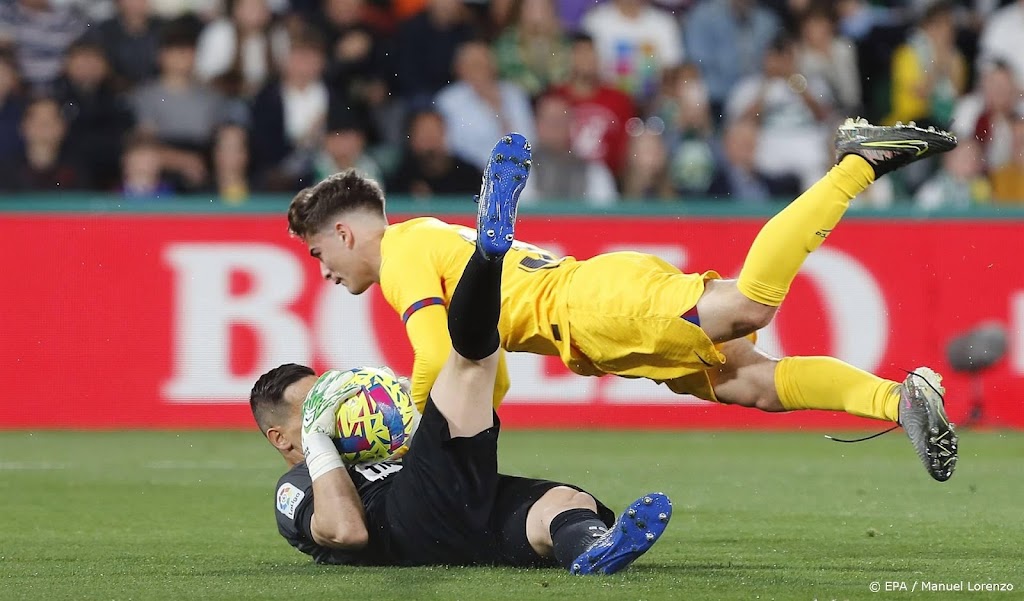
306,439,369,550
302,373,369,551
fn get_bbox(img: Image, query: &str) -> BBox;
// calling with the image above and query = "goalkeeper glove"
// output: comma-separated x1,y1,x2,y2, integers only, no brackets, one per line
301,369,361,481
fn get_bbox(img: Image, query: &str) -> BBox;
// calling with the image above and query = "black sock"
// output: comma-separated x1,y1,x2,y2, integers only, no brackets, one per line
448,249,503,360
549,508,609,569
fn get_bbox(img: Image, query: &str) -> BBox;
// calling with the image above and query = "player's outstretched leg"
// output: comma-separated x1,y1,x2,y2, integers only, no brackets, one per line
773,358,959,481
714,338,958,481
700,119,958,342
431,135,531,437
571,493,673,575
476,133,531,259
738,118,957,309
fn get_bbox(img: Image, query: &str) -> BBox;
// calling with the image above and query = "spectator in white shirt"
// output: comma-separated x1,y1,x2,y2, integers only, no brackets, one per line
726,33,832,189
435,40,536,170
581,0,683,104
249,28,330,189
195,0,289,98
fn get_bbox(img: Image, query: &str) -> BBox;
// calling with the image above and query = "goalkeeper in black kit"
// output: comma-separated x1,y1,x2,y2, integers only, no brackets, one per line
249,135,673,573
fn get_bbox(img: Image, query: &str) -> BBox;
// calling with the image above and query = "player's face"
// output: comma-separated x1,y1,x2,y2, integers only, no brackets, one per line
306,225,375,294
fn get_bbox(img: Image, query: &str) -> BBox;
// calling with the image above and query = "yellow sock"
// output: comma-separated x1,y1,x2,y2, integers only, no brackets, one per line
737,156,875,306
775,356,901,422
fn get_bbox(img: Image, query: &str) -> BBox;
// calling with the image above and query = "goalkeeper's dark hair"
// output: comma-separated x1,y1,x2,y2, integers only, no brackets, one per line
250,363,316,434
287,170,386,238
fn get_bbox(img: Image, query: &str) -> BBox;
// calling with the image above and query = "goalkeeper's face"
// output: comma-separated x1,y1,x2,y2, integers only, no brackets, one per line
306,223,377,295
273,376,318,465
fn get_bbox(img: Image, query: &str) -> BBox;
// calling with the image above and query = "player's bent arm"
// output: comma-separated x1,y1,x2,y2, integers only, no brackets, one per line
309,467,369,550
405,304,455,408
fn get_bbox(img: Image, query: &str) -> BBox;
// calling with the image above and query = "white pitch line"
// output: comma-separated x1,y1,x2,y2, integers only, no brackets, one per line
0,462,69,470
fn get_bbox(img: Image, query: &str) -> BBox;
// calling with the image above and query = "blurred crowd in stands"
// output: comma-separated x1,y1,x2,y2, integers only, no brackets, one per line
0,0,1023,208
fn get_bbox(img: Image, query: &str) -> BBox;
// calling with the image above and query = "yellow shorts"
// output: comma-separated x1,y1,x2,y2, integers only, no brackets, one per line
560,252,726,401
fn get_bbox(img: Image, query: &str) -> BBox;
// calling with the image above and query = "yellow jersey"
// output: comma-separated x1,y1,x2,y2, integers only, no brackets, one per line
378,217,579,408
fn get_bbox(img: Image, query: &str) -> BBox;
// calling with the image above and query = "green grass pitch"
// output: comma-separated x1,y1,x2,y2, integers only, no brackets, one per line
1,430,1022,600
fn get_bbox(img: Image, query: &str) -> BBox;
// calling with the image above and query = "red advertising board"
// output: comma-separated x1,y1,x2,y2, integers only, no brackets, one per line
1,213,1021,429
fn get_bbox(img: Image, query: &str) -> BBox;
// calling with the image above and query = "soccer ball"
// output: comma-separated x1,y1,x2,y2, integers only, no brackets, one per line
311,367,420,464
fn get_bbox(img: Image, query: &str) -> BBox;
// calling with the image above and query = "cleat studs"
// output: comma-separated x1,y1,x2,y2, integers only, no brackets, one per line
643,496,653,505
658,513,668,522
908,121,916,127
502,136,512,144
636,521,646,529
524,142,531,151
523,159,532,170
495,153,504,163
572,563,581,572
473,194,479,202
486,229,495,238
504,234,514,242
627,509,636,518
646,532,655,542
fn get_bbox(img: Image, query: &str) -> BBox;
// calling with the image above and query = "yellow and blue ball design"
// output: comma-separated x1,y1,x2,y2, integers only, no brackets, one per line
328,367,420,464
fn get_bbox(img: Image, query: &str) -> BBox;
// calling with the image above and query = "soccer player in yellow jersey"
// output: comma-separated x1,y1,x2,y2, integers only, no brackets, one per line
287,122,960,482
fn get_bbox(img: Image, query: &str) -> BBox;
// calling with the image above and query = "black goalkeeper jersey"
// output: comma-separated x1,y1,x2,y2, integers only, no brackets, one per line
274,461,402,565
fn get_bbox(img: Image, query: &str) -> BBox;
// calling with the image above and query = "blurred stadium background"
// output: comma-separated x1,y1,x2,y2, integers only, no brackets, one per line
2,0,1023,598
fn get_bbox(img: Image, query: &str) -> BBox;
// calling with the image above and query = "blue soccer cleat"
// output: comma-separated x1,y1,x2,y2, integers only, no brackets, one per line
570,492,673,575
475,133,531,259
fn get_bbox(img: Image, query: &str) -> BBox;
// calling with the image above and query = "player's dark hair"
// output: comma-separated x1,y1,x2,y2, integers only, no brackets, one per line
250,363,316,434
287,170,386,237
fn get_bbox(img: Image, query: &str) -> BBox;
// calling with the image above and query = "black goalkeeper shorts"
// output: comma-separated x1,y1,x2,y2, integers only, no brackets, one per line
380,398,614,567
